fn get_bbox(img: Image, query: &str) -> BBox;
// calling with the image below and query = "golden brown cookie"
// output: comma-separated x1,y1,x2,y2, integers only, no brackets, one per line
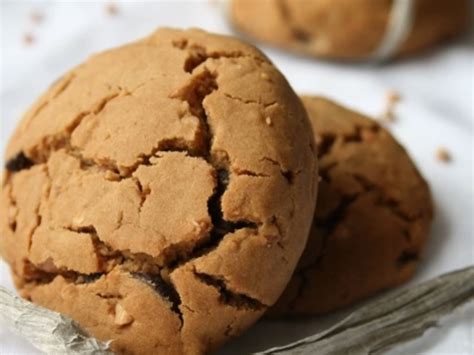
0,28,318,354
269,97,433,316
231,0,469,60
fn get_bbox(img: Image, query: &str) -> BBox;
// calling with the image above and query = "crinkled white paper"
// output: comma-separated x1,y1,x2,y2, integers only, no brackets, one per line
0,287,110,354
257,266,474,355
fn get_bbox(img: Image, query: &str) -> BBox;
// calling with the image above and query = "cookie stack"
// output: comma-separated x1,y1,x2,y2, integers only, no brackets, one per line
0,28,432,354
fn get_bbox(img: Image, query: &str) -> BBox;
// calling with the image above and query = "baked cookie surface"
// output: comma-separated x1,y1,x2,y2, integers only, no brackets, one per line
270,97,433,316
231,0,469,60
0,28,318,354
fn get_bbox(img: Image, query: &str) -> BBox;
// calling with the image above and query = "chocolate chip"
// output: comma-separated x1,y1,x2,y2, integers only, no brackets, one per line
436,147,452,163
82,273,104,283
292,29,311,43
5,152,34,172
397,250,419,267
282,170,294,184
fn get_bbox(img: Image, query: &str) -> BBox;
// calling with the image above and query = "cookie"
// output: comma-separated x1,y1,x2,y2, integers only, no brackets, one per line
269,97,433,316
0,28,318,353
230,0,469,60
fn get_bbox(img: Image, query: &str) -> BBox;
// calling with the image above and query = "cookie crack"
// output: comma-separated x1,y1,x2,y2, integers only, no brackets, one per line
5,76,175,178
316,124,381,164
68,225,169,274
5,91,122,178
269,215,288,255
28,225,166,278
171,40,267,74
170,69,217,156
350,173,428,269
27,165,51,253
21,73,77,134
25,226,108,285
22,259,104,286
131,272,183,323
84,139,204,179
261,157,295,185
351,174,423,223
39,92,122,163
222,92,278,109
164,169,259,270
193,270,268,310
232,168,270,178
224,314,239,337
133,177,151,213
288,189,359,311
166,68,263,268
208,169,259,234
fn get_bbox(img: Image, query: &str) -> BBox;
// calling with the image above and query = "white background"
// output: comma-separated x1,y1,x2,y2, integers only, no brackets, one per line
0,1,473,354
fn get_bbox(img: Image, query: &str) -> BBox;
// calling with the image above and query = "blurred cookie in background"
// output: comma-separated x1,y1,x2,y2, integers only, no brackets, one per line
230,0,470,61
269,97,433,316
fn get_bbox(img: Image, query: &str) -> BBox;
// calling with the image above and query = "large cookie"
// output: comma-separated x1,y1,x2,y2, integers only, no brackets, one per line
270,97,433,316
231,0,469,60
0,29,318,353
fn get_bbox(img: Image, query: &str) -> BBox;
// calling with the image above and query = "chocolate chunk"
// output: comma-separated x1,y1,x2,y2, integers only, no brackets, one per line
397,251,419,267
5,152,34,172
81,273,104,284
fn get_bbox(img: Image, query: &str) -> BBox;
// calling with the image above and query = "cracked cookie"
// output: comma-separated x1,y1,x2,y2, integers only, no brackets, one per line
230,0,469,60
269,97,433,316
0,28,318,354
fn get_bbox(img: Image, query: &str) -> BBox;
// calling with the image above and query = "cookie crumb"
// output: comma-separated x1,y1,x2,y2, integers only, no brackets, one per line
192,220,208,233
105,2,119,16
30,10,44,24
381,109,395,123
115,304,134,326
260,72,270,81
265,234,280,248
436,147,452,163
387,90,401,104
72,214,85,226
149,253,163,268
104,170,120,181
380,90,401,123
265,117,272,126
22,33,35,46
160,268,170,283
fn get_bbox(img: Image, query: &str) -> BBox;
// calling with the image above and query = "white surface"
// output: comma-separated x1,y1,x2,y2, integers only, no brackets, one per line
0,1,473,354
